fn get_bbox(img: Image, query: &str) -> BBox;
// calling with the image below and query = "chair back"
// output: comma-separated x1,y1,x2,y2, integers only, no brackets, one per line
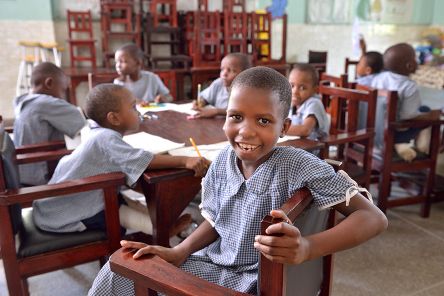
67,10,94,39
88,72,119,90
251,12,272,63
344,58,359,80
0,124,23,234
150,0,178,27
223,0,246,13
223,12,248,54
193,11,222,67
308,51,328,64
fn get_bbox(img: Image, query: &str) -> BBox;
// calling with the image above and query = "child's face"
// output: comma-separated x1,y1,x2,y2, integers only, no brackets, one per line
356,56,371,77
288,70,318,107
113,89,140,133
220,56,243,87
115,50,140,76
223,86,290,172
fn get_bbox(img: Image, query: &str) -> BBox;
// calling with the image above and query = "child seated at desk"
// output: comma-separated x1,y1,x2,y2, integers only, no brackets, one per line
89,67,387,295
287,63,329,140
13,62,86,185
360,43,431,162
113,43,173,104
356,37,384,85
191,53,251,118
32,84,210,234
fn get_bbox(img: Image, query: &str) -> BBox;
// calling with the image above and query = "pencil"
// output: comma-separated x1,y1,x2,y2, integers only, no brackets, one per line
197,83,202,107
189,137,202,157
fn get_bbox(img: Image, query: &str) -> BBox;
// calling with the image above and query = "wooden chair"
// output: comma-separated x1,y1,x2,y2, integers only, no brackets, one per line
0,126,125,296
371,90,441,217
66,10,97,68
344,57,359,80
192,11,222,67
308,51,328,77
223,0,246,13
223,12,248,54
319,84,377,188
109,187,335,296
197,0,208,12
250,12,272,64
149,0,177,27
88,72,119,90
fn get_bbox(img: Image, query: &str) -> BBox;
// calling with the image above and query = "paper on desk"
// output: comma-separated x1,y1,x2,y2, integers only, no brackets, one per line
137,102,216,116
123,132,185,154
168,141,229,161
277,135,300,143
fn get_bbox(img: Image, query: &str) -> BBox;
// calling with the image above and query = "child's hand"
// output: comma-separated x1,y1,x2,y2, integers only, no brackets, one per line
154,95,163,103
185,157,211,177
253,210,310,265
193,107,219,118
192,100,199,110
120,240,187,266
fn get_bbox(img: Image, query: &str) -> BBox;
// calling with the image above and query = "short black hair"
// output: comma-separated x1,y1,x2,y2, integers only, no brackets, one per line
224,53,252,71
116,43,144,62
31,62,65,87
290,63,319,86
364,51,383,74
85,84,127,126
231,66,291,119
383,43,416,74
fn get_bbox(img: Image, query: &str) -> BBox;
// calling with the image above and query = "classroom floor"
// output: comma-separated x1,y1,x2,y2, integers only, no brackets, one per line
1,185,443,296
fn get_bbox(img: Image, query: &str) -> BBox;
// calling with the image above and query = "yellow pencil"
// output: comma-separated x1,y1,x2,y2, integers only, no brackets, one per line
189,137,202,157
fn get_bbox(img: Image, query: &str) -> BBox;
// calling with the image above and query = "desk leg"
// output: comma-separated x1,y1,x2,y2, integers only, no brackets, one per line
141,175,201,247
68,78,80,106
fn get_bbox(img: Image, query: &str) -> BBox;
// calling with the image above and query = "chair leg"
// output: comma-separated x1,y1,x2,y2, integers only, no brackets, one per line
378,172,391,214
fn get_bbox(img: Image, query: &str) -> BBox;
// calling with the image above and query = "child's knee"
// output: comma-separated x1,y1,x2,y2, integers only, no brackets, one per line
416,127,431,154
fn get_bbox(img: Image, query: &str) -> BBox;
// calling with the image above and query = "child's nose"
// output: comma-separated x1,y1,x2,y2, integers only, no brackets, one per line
238,122,256,138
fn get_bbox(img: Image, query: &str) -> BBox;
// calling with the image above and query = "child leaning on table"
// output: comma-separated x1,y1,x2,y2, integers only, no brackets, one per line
32,84,210,235
88,67,387,295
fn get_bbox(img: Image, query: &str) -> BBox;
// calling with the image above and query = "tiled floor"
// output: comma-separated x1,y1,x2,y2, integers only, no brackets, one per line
1,202,443,295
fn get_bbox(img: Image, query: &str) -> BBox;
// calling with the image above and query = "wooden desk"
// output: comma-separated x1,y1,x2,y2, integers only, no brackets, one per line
64,67,116,106
138,110,324,246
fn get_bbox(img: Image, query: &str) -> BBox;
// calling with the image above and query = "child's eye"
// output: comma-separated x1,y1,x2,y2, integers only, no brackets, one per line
230,114,242,121
298,86,306,91
258,118,270,125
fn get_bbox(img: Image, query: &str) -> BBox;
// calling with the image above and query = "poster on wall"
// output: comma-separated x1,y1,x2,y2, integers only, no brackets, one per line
356,0,413,23
308,0,352,23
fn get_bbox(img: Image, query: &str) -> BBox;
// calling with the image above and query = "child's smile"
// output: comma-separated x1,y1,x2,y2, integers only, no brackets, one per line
224,86,290,177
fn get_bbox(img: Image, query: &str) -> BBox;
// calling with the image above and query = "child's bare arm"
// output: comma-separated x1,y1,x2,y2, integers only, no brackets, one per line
192,107,227,118
121,220,218,266
286,116,317,137
255,193,387,264
148,155,211,177
154,94,173,103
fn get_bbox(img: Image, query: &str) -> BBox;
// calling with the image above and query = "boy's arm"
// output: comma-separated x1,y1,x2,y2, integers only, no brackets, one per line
255,193,387,264
121,220,218,266
155,94,173,103
192,107,227,118
287,116,317,137
148,155,210,177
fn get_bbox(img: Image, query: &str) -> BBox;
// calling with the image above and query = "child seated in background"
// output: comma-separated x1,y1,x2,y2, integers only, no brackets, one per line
191,53,251,118
287,63,329,140
361,43,431,161
114,43,172,104
88,67,387,295
356,37,384,85
32,84,210,234
13,62,86,185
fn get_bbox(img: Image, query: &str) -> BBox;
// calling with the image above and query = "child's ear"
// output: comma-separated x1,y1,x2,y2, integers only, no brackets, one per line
44,77,54,90
106,111,121,126
280,118,291,137
365,66,373,75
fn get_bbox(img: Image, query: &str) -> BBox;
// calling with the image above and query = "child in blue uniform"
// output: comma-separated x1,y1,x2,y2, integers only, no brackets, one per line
287,63,329,140
33,84,209,234
88,67,387,295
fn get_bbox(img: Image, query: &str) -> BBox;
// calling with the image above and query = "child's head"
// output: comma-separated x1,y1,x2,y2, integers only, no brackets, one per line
85,84,140,133
220,53,252,87
115,43,144,77
383,43,417,76
356,51,383,77
224,66,291,170
31,62,68,99
288,63,318,107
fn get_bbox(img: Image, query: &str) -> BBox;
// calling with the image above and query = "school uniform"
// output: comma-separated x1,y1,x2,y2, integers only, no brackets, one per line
113,70,170,102
89,145,358,295
290,96,329,140
356,73,377,86
32,125,153,233
13,93,86,185
199,78,229,109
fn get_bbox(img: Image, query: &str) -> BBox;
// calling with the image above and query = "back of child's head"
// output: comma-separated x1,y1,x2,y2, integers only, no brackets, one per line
31,62,65,88
116,43,144,63
363,51,383,74
290,63,319,86
231,66,291,119
225,53,252,71
85,84,127,126
383,43,417,75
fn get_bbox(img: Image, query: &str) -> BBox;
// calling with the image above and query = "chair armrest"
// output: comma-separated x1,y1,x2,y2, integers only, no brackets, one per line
15,149,72,165
321,129,374,146
109,248,248,296
389,119,440,129
0,172,126,206
5,126,13,133
15,140,66,153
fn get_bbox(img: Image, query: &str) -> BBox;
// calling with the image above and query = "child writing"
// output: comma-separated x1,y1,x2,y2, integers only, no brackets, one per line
361,43,430,161
287,63,329,140
32,84,210,234
191,53,251,118
89,67,387,295
114,43,172,104
13,62,86,185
